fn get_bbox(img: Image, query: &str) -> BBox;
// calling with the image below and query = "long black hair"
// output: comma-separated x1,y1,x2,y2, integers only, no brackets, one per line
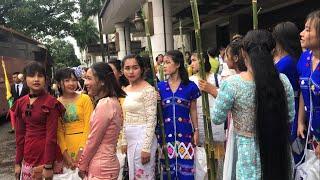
243,30,291,180
54,67,77,95
273,21,302,60
91,62,126,98
108,58,129,87
165,50,190,85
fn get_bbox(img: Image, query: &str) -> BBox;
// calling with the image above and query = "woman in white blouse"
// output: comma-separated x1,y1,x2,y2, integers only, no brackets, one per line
121,55,158,180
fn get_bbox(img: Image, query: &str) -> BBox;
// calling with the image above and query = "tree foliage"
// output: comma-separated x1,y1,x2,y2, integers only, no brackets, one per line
48,39,80,68
0,0,76,40
72,18,99,51
79,0,104,20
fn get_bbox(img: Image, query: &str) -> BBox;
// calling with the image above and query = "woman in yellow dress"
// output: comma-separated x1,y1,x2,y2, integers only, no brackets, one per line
54,68,94,169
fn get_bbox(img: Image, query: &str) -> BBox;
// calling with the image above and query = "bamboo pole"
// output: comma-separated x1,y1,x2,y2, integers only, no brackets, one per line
252,0,258,30
189,0,216,179
179,18,187,67
142,6,171,180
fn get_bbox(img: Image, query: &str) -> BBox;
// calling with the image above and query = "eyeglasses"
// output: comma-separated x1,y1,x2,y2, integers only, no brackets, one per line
25,104,33,117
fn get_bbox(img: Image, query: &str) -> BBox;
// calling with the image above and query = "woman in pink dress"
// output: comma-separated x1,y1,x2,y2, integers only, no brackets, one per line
78,62,126,179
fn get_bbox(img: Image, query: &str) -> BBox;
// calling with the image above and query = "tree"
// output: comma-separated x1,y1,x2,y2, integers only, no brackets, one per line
0,0,76,40
79,0,104,20
48,39,80,68
72,18,99,51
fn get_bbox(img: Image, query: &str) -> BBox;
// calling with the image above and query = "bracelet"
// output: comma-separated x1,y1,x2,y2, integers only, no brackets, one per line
44,164,53,170
194,127,199,131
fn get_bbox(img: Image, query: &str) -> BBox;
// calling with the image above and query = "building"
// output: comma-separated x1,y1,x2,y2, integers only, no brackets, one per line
99,0,320,61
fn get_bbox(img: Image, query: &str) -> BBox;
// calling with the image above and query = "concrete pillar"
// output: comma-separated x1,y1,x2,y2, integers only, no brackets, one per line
115,23,126,60
124,24,131,55
150,0,173,61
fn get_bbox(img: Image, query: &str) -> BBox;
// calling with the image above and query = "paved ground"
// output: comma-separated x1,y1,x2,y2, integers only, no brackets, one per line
0,119,15,180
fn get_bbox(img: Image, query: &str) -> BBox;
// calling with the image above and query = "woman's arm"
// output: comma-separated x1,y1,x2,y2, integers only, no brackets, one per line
297,93,306,138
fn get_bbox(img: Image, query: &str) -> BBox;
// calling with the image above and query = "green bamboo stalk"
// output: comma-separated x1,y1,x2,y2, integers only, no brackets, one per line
142,7,171,180
179,18,187,68
252,0,258,30
189,0,216,179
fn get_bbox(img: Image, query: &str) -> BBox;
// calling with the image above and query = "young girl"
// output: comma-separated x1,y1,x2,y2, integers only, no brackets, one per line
297,10,320,159
54,68,93,169
158,50,201,179
13,62,65,180
189,52,225,179
121,55,158,179
272,21,302,163
212,30,295,179
78,62,126,179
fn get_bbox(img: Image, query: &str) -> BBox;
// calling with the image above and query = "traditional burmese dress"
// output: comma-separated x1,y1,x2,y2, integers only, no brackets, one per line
212,74,295,180
57,93,93,161
122,85,158,180
158,81,201,180
275,55,301,162
78,97,123,180
12,92,65,180
297,50,320,142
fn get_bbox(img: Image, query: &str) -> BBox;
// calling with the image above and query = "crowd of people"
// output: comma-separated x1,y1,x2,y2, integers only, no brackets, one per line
8,9,320,180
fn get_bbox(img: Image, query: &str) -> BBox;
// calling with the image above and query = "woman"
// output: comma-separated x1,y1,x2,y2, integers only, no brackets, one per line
189,52,225,179
225,38,247,74
13,62,65,180
54,68,93,169
120,55,158,179
297,10,320,159
212,30,295,179
108,58,129,88
78,62,126,179
272,21,302,163
158,50,201,179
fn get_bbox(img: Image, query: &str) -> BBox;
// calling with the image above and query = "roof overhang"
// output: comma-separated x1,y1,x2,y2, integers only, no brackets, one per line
100,0,145,34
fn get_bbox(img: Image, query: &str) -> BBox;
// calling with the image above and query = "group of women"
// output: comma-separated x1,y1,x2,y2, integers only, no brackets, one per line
12,9,319,180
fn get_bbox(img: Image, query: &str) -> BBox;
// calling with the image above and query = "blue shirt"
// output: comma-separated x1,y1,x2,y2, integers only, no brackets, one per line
297,50,320,140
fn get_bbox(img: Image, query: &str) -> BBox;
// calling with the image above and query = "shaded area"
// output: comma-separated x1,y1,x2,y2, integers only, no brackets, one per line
0,118,15,180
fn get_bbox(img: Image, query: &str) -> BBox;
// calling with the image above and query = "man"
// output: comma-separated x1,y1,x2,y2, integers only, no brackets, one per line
8,72,28,133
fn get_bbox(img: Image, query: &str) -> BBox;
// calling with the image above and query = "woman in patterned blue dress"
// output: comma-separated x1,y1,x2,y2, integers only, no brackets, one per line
297,10,320,159
158,50,201,180
212,30,295,180
272,21,303,163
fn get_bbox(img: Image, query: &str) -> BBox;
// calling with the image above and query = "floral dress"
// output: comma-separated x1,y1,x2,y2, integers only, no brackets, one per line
211,74,295,180
158,81,201,180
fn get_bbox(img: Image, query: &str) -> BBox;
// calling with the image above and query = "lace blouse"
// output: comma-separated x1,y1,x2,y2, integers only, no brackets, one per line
121,85,157,152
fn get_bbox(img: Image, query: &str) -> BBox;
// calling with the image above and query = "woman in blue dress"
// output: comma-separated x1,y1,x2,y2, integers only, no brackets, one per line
272,21,303,163
158,50,201,179
212,30,295,179
297,10,320,159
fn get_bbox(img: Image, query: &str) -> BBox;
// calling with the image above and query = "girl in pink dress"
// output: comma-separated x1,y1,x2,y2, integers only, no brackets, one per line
78,62,126,180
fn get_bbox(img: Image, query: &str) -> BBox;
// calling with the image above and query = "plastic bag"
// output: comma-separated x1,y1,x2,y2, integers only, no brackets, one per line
53,168,81,180
295,150,320,180
195,146,208,180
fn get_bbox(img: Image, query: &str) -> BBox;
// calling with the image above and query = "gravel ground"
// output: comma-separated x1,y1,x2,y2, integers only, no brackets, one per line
0,120,15,180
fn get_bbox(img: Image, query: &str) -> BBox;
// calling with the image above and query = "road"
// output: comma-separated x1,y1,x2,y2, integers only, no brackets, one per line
0,120,15,180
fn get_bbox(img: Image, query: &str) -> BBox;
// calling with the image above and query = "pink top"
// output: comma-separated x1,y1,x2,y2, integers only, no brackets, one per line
78,97,123,178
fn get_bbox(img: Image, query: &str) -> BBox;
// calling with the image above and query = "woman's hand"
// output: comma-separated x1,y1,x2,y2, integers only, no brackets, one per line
75,148,83,164
63,150,75,169
42,168,53,180
14,164,21,180
315,142,320,159
297,122,306,139
193,130,199,147
199,79,217,97
78,170,87,179
121,145,127,154
141,151,151,165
